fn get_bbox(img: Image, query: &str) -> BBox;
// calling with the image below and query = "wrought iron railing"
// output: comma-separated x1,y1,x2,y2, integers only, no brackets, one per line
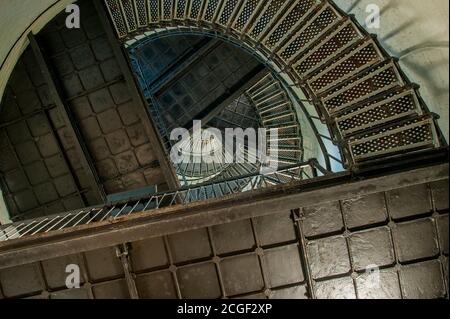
0,160,329,242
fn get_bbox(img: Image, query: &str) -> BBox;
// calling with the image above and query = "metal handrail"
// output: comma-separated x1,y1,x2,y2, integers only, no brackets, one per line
0,160,329,242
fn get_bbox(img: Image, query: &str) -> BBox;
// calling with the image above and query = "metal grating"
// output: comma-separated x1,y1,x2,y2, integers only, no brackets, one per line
134,0,148,27
188,0,204,20
292,21,364,78
202,0,222,23
105,0,128,38
278,4,342,63
349,117,439,162
248,0,288,41
307,40,385,94
232,0,263,32
321,62,404,115
147,0,160,23
119,0,138,32
336,90,423,138
162,0,173,21
263,0,319,50
216,0,240,28
174,0,188,20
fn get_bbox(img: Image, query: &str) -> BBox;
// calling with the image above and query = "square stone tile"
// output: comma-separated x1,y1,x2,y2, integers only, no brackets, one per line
264,244,304,287
109,82,132,105
16,89,41,114
25,161,50,186
314,277,356,299
307,235,351,279
36,133,59,158
221,254,264,296
349,227,395,270
79,65,104,90
437,214,449,255
167,229,212,263
211,219,255,255
342,193,388,229
92,279,130,299
88,88,115,113
54,174,77,197
52,53,74,77
178,263,221,299
115,150,139,175
0,148,17,172
117,101,139,126
302,201,343,237
430,180,449,212
88,138,111,162
34,182,59,204
135,271,177,299
356,269,401,299
131,237,169,272
97,108,123,134
61,73,84,97
400,260,445,299
135,144,157,166
15,141,41,165
80,117,102,140
61,27,87,49
104,179,124,194
386,184,432,220
121,171,147,190
27,114,51,137
70,96,93,120
91,37,114,62
70,44,95,70
100,58,122,82
62,195,84,211
14,189,38,212
269,285,308,299
84,247,123,281
143,167,165,186
393,218,439,263
5,170,29,193
45,155,68,178
253,212,297,246
0,263,44,298
126,123,149,147
105,129,132,155
50,288,90,299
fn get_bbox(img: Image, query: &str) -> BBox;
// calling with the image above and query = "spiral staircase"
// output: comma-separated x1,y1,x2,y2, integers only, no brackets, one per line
103,0,443,169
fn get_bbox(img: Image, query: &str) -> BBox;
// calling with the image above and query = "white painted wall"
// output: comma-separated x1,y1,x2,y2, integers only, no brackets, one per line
0,191,11,224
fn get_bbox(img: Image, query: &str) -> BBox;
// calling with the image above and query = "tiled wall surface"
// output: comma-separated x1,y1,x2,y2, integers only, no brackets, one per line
38,1,166,194
0,0,169,221
0,178,447,299
0,47,94,220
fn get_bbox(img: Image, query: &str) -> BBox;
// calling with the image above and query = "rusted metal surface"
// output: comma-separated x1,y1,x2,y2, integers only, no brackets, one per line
0,162,447,299
0,162,447,270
